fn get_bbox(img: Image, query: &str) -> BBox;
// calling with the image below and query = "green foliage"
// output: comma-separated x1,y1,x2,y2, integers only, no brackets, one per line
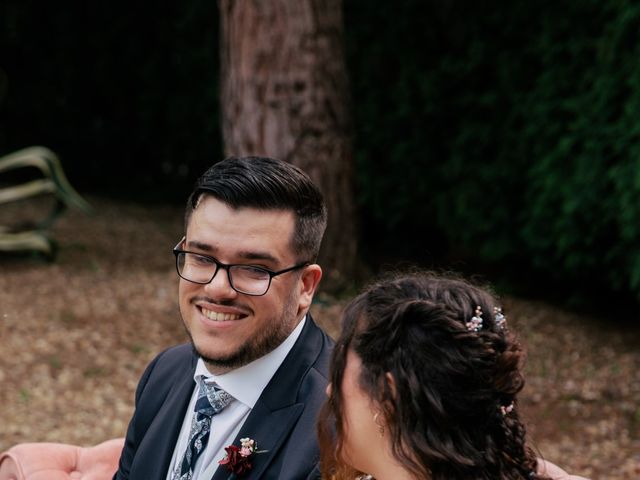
345,0,640,300
504,0,640,295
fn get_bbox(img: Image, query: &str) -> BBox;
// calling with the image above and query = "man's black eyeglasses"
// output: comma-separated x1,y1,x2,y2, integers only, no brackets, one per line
173,237,309,296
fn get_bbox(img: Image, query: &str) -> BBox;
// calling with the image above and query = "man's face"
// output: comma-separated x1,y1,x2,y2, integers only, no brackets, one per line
179,196,321,374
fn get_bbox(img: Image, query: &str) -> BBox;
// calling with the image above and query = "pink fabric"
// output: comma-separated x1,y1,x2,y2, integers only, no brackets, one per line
0,438,124,480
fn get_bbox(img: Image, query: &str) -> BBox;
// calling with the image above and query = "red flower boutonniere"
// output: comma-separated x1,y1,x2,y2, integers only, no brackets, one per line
219,438,267,478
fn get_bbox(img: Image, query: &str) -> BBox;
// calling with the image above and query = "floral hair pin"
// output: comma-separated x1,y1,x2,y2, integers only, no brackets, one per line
466,305,483,332
494,306,507,330
500,402,514,416
219,437,267,478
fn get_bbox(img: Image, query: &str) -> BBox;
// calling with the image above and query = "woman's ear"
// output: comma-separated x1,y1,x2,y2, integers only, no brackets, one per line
377,372,398,419
385,372,397,399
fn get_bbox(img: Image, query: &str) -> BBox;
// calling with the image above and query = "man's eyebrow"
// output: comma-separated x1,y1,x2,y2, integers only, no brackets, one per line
185,240,279,264
186,240,214,252
237,251,279,264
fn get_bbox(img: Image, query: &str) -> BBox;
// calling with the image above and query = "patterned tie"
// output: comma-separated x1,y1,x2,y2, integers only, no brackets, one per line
172,377,234,480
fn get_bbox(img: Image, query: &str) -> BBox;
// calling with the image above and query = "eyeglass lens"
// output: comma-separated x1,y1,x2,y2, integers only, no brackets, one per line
176,252,271,295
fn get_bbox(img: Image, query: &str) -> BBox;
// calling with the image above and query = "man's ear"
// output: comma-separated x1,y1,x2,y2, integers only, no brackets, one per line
297,264,323,313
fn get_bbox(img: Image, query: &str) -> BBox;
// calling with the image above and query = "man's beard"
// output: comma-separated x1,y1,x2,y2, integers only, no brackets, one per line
185,289,300,371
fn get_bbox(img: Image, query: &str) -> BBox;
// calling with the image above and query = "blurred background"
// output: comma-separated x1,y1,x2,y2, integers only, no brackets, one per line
1,1,639,478
3,0,640,306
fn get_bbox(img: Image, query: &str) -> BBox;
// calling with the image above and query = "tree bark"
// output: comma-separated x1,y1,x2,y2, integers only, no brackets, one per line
218,0,358,290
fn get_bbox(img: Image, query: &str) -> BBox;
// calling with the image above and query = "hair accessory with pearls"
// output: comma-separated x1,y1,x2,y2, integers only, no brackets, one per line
466,306,484,332
494,306,507,330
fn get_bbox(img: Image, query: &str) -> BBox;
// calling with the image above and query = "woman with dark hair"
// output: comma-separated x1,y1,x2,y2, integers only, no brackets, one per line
318,272,588,480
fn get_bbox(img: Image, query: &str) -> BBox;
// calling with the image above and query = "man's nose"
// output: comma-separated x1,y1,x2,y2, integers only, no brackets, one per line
203,267,238,299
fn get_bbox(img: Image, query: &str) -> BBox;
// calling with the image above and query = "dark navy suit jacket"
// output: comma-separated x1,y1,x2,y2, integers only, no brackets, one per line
113,315,333,480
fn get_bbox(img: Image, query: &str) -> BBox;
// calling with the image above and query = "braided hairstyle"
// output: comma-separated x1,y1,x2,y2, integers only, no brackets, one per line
318,271,548,480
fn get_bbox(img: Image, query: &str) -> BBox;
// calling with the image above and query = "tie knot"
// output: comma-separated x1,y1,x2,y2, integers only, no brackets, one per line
194,378,234,417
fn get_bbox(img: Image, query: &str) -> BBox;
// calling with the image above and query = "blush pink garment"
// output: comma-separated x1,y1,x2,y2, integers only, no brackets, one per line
0,438,124,480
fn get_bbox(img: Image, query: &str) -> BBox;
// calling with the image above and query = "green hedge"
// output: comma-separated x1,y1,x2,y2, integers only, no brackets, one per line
345,0,640,300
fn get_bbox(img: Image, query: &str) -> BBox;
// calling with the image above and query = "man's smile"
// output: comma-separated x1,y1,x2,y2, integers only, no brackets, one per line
199,307,244,322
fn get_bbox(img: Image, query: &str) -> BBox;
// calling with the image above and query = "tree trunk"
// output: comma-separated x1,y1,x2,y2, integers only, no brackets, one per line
218,0,358,290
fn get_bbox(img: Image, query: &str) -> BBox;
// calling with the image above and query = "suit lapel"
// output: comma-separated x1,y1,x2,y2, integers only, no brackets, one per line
136,352,196,479
211,317,325,480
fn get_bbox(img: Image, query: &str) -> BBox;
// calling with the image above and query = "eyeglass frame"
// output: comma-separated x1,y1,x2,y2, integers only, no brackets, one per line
172,236,310,296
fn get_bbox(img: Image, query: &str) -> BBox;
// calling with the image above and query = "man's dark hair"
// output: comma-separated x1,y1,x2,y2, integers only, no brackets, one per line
185,156,327,261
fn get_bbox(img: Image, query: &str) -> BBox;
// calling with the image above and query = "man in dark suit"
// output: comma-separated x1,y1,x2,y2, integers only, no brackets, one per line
114,156,333,480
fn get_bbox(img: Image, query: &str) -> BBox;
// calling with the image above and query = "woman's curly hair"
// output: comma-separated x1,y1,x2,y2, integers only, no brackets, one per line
318,271,548,480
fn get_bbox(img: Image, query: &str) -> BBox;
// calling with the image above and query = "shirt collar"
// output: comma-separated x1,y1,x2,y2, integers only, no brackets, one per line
193,315,307,408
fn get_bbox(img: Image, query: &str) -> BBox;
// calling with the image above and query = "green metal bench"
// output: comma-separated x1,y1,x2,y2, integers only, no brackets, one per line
0,146,92,257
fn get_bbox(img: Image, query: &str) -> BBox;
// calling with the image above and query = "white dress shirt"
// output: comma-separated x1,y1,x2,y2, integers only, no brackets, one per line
166,316,306,480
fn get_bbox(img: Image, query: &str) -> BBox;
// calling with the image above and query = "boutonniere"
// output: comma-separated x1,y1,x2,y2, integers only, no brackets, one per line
219,437,267,478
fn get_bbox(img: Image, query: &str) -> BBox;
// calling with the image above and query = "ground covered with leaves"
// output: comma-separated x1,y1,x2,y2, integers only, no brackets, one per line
0,197,638,479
